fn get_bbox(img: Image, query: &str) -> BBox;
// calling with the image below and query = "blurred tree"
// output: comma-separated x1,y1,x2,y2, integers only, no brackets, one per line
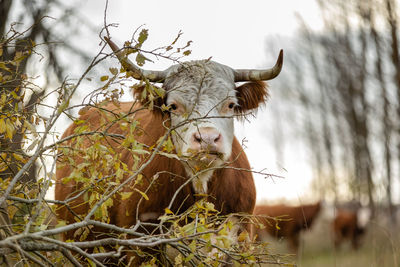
0,0,96,183
384,0,399,225
0,2,97,264
274,0,400,220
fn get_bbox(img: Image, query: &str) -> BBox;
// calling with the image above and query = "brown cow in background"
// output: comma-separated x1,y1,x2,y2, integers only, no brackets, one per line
253,202,321,252
333,209,366,250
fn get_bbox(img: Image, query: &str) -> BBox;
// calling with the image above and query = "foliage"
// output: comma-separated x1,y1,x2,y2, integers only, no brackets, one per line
0,22,289,266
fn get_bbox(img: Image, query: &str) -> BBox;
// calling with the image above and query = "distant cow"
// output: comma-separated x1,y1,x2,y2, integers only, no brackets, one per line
54,37,283,264
253,202,321,252
333,209,365,250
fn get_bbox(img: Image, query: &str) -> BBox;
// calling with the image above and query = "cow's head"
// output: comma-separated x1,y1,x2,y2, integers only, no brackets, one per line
105,37,283,193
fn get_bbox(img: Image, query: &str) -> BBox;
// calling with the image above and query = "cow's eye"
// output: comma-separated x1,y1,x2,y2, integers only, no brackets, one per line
170,103,178,111
228,102,235,109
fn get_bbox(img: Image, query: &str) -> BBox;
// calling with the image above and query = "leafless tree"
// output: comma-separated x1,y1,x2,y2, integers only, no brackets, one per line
272,0,400,220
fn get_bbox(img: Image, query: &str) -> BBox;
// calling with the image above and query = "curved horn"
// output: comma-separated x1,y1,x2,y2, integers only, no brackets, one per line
104,36,166,82
234,50,283,82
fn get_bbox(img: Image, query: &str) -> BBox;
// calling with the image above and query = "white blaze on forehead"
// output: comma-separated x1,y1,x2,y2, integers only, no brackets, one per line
164,60,236,87
163,60,237,154
163,61,237,112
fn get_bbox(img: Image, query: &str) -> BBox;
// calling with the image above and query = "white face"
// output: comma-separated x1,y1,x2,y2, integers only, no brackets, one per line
163,60,238,171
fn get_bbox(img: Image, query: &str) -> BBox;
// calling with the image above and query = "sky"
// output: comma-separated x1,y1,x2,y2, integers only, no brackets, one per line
71,0,324,204
82,0,323,69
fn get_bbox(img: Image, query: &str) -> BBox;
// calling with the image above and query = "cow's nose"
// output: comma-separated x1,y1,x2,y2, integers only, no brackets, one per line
191,127,222,152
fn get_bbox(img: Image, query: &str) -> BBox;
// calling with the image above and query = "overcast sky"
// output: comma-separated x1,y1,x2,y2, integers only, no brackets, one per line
81,0,322,68
73,0,324,203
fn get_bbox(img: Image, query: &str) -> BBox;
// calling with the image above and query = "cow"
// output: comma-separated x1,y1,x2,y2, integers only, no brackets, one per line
253,202,321,252
332,209,366,250
54,37,283,265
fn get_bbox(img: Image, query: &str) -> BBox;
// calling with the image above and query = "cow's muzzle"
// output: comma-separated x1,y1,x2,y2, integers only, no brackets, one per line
191,127,222,151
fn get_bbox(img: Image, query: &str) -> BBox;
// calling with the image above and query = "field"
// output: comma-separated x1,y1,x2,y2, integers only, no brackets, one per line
262,215,400,267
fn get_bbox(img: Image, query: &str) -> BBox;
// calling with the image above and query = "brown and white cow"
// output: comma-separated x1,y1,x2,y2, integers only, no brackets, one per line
55,37,283,264
253,202,321,252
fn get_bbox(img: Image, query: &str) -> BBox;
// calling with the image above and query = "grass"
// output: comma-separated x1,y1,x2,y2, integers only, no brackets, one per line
261,216,400,267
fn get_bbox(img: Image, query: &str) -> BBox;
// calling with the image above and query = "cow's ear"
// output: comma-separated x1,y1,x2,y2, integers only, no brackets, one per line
235,81,269,113
132,84,165,111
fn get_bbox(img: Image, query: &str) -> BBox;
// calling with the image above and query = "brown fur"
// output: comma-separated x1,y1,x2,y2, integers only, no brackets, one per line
253,202,321,252
55,101,256,264
235,81,269,113
332,209,365,250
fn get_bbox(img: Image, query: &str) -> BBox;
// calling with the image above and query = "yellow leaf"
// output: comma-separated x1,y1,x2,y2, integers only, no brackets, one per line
100,75,109,81
0,62,11,73
218,225,227,236
222,237,231,248
54,220,66,228
134,188,149,200
205,202,216,211
0,162,7,172
174,254,183,266
1,93,6,104
57,100,69,114
0,119,5,134
121,191,133,200
73,227,83,239
164,208,173,214
188,240,196,251
94,206,103,220
87,259,96,267
238,231,249,242
109,67,118,75
153,86,165,98
73,119,86,125
184,253,195,263
11,90,18,99
134,174,143,185
12,153,24,161
104,197,113,207
5,119,14,139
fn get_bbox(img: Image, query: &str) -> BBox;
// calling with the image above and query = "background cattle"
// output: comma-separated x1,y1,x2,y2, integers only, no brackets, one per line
332,209,366,250
54,37,283,264
253,202,321,252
